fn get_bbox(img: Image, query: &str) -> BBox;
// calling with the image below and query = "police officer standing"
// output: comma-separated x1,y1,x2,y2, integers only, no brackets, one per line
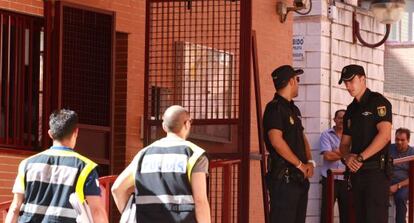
5,109,108,223
338,64,392,223
263,65,315,223
112,105,211,223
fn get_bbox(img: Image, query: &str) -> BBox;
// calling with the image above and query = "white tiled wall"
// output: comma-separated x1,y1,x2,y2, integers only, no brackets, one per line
292,0,414,221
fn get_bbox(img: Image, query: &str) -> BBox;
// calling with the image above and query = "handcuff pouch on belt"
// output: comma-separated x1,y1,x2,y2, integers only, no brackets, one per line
359,154,393,177
267,156,305,185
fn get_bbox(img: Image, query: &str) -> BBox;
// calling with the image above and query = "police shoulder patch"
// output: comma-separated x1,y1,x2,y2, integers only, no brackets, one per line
377,106,386,117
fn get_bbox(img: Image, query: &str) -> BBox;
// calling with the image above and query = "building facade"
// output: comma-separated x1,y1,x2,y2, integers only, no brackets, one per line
0,0,296,222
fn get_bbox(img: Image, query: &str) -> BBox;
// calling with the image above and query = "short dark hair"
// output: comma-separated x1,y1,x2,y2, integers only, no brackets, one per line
275,81,289,90
334,109,346,118
396,128,411,141
49,109,78,140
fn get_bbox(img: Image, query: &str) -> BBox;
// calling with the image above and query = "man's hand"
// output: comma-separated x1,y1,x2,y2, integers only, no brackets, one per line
297,163,314,178
389,184,398,194
5,193,24,223
86,196,109,223
305,163,314,178
297,163,308,178
345,154,363,172
111,160,136,213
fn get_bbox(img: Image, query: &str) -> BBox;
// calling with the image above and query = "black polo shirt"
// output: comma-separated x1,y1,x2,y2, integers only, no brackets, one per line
263,93,307,165
343,88,392,162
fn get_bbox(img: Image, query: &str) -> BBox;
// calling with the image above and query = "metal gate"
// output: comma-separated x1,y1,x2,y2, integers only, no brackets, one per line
144,0,252,222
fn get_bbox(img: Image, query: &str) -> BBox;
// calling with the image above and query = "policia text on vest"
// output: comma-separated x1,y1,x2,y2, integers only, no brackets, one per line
5,109,108,223
112,105,211,223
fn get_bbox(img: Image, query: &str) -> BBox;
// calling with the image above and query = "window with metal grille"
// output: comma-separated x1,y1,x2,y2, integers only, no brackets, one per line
61,6,113,126
43,1,115,173
0,10,43,150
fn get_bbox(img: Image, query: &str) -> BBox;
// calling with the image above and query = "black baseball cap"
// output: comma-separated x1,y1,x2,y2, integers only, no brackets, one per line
271,65,303,89
338,64,366,84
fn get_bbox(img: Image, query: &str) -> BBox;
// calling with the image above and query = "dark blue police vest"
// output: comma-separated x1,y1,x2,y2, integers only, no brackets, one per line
15,148,97,223
134,138,205,223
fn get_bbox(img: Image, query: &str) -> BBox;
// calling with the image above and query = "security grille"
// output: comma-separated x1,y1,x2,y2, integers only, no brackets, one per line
61,6,113,126
145,0,240,123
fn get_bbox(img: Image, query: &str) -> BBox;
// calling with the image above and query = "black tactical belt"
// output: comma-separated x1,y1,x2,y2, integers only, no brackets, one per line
359,160,382,170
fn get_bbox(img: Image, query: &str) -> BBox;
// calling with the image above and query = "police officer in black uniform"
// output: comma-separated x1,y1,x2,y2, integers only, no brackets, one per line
338,64,392,223
263,65,315,223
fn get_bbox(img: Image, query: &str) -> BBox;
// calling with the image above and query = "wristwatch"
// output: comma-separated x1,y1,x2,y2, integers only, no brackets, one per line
356,154,364,163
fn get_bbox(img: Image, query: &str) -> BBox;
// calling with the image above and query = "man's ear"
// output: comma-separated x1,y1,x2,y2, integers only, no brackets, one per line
162,122,168,133
73,128,79,138
288,77,294,86
47,130,54,140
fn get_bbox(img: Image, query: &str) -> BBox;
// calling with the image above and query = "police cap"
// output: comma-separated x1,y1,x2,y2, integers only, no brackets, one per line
338,64,365,84
271,65,303,90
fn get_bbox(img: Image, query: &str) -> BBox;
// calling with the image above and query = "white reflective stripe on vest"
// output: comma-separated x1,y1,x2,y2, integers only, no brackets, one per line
22,203,77,219
136,195,194,204
26,163,79,186
141,154,188,173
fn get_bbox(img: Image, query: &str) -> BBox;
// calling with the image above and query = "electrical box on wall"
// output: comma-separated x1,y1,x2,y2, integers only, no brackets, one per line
328,5,338,21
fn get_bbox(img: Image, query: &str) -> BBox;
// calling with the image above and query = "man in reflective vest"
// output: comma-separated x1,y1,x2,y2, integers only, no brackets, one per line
112,105,211,223
5,109,108,223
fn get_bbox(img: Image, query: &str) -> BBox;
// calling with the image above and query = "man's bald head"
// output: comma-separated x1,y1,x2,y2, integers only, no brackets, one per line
162,105,190,133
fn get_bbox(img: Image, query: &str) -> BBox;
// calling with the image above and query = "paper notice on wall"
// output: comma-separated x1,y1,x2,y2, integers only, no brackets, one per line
293,36,304,61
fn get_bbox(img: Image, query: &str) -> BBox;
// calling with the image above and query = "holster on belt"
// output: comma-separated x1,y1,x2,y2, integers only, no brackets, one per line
344,168,352,190
267,157,305,184
384,154,394,179
357,154,394,177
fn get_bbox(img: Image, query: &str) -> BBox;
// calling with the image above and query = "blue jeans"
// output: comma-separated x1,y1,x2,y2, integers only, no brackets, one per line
394,187,409,223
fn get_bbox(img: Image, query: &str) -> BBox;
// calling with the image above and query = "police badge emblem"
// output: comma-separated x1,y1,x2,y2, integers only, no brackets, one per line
289,116,295,125
377,106,386,117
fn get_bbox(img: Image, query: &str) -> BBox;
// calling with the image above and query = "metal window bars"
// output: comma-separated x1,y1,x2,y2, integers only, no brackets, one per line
0,10,43,149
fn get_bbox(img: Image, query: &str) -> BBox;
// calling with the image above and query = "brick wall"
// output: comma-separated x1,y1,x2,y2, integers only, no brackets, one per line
0,0,43,16
384,44,414,97
250,0,294,221
0,151,34,204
